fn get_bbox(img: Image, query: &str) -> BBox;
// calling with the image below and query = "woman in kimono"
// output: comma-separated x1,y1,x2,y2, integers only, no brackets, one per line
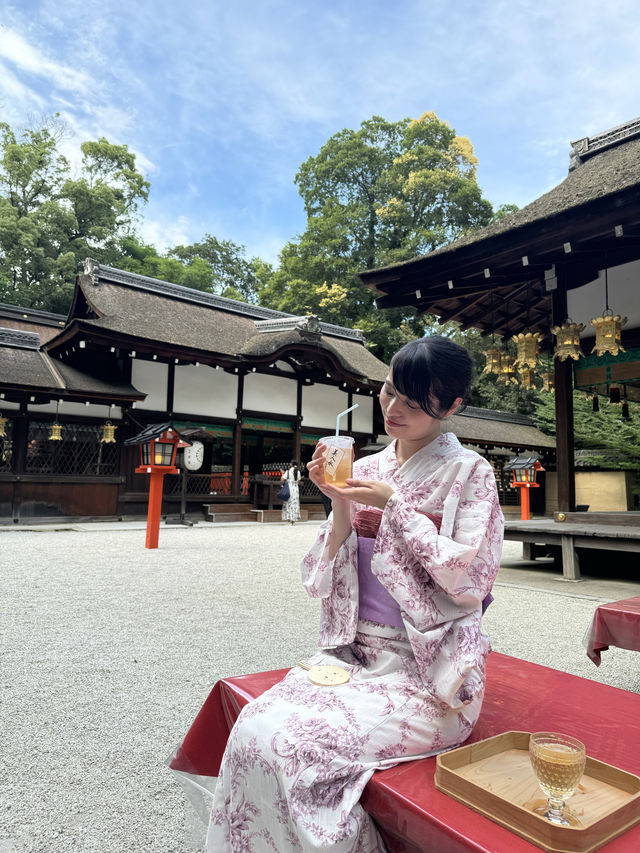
207,336,504,852
281,460,302,524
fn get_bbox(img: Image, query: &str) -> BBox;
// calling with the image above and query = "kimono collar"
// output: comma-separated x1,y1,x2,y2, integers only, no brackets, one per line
382,432,463,482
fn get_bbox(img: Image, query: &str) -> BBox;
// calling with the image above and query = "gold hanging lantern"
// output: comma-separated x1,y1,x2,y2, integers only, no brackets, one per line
49,422,63,441
540,369,555,393
512,332,543,369
49,399,63,440
497,352,518,384
100,420,117,444
518,367,536,389
590,309,627,357
0,413,7,438
482,346,503,375
551,319,584,361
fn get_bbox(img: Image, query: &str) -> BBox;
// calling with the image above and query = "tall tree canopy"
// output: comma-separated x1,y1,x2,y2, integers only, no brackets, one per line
117,234,272,303
0,118,149,312
258,112,494,360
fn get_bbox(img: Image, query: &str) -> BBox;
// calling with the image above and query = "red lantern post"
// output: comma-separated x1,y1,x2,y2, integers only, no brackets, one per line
504,455,545,521
125,423,191,549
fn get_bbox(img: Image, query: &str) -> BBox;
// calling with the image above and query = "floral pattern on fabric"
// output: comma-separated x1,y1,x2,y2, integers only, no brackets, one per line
207,434,504,852
303,434,504,708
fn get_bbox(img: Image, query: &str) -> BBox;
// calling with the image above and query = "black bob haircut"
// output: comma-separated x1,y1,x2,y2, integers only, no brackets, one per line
388,336,473,419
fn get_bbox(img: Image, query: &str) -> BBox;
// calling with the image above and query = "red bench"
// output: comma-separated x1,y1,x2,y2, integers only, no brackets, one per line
171,652,640,852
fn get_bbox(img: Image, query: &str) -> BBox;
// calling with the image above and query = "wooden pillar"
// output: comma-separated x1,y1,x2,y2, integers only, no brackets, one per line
550,266,576,513
232,422,242,496
118,406,138,516
294,381,302,463
231,373,244,496
10,403,28,522
167,361,176,414
561,535,581,581
554,358,576,512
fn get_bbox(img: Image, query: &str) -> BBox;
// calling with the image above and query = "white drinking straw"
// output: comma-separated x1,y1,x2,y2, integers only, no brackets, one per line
335,403,359,436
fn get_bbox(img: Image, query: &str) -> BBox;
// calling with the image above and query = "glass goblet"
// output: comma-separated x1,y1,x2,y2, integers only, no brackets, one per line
529,732,586,826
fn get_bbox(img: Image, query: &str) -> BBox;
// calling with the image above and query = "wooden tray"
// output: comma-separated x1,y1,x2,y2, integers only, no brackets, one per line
435,731,640,853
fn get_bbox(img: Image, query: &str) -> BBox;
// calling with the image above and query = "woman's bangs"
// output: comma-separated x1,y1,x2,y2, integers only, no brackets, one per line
390,348,437,416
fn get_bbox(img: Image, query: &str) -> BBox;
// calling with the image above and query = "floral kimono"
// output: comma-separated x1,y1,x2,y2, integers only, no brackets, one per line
207,434,504,852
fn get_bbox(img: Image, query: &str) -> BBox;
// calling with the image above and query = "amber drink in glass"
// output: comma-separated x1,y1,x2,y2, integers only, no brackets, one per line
529,732,586,826
320,436,354,487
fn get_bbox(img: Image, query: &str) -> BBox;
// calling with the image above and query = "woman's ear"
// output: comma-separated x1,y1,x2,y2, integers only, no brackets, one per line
443,397,463,419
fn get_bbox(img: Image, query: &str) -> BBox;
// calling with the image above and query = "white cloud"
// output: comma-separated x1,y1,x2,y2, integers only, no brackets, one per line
2,0,640,262
0,59,46,119
0,25,94,95
137,214,193,253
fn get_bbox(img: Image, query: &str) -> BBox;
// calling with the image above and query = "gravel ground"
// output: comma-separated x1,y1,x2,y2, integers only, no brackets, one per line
1,522,639,853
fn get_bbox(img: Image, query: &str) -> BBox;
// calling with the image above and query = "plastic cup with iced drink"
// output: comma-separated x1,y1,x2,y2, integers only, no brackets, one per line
319,436,354,487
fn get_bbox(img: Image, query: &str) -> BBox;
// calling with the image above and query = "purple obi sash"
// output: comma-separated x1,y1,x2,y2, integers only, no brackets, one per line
352,508,493,620
356,535,404,628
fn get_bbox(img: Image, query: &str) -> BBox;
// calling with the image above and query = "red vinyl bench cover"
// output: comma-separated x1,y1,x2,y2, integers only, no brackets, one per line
171,652,640,852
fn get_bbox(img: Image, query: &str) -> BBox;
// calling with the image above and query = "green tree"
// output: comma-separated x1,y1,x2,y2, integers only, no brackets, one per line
491,203,519,221
117,234,273,303
259,112,495,361
0,119,149,312
170,235,271,302
117,237,214,291
532,390,640,469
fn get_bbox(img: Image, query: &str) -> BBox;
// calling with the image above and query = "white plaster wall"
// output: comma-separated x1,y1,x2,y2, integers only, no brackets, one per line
302,384,351,432
568,259,640,334
173,364,237,419
0,400,20,411
243,373,297,415
131,360,168,411
351,393,374,432
28,401,121,418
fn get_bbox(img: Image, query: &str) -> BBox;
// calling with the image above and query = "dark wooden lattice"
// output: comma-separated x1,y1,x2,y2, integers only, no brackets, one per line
25,421,119,476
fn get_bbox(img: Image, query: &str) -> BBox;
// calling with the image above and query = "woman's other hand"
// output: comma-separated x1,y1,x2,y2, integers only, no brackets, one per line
334,479,394,510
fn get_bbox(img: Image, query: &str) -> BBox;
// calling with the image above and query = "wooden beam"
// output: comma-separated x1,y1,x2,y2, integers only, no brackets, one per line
378,272,538,309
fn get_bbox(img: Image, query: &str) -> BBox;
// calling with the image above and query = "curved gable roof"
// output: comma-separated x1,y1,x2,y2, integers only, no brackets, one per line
55,261,388,384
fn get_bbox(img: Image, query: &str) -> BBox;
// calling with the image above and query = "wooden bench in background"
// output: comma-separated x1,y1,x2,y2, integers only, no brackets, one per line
503,511,640,580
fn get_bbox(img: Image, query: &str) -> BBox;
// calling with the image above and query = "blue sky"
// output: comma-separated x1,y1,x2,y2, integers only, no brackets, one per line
1,0,639,266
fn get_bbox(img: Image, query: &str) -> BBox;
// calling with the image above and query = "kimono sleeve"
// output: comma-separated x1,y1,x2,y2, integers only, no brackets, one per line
377,457,503,617
300,516,359,647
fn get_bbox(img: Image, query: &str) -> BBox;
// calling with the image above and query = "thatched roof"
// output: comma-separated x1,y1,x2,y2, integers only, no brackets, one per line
51,261,388,385
0,303,66,344
444,406,555,451
359,117,640,341
0,326,144,403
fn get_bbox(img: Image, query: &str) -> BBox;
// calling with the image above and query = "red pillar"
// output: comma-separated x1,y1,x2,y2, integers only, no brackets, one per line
520,485,531,521
145,471,165,549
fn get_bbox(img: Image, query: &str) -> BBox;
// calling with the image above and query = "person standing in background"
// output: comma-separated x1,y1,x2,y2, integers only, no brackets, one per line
281,460,301,524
